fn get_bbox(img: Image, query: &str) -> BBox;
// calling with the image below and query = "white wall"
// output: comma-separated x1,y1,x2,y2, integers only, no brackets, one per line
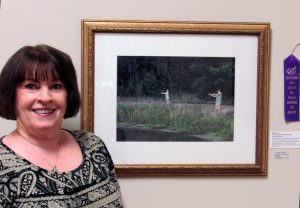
1,0,300,207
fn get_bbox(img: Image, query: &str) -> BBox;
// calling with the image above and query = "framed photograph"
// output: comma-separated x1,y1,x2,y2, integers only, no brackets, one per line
81,20,270,176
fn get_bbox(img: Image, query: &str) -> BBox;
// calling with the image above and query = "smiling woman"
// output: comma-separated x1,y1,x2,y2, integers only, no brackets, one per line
0,45,123,207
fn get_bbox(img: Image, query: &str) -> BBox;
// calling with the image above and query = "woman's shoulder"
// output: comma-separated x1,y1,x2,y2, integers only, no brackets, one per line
66,130,114,166
65,130,106,150
0,139,29,176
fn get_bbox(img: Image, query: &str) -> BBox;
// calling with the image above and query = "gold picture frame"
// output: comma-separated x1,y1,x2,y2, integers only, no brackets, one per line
81,20,270,176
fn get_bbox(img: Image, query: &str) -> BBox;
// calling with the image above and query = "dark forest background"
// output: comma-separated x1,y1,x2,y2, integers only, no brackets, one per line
117,56,235,104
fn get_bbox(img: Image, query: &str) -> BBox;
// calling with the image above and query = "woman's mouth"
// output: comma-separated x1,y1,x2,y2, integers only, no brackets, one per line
32,108,55,114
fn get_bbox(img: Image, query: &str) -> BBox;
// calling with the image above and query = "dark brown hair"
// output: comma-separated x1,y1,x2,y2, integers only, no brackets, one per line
0,44,81,120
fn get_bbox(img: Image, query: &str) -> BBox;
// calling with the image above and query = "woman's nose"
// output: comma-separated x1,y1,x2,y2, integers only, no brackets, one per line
38,87,53,102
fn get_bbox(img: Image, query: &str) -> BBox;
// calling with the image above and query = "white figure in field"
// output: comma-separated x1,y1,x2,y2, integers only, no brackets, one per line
161,89,170,104
208,90,222,113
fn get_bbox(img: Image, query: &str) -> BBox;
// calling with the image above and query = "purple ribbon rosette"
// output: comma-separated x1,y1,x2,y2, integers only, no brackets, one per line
284,54,300,121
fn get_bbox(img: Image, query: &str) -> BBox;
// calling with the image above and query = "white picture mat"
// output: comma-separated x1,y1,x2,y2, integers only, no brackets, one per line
94,33,258,164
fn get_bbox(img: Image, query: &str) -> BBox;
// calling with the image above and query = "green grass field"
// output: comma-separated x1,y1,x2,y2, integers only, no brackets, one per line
117,99,234,141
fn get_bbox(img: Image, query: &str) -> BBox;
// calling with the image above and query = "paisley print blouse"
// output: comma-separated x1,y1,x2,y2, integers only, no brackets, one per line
0,130,123,207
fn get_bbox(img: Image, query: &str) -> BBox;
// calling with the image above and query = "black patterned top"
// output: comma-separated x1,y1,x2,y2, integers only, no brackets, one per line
0,130,123,207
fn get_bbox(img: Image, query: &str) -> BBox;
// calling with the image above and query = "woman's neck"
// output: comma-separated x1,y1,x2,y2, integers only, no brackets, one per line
15,125,62,149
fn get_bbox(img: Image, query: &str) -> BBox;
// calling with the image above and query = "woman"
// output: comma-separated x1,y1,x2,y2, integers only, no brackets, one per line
208,89,222,113
160,89,170,104
0,45,123,207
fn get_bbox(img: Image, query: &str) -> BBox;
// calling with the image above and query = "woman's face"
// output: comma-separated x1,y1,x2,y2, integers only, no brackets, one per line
15,79,67,132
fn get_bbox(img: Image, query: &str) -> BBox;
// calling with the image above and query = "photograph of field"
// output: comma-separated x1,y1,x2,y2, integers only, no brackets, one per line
117,56,235,142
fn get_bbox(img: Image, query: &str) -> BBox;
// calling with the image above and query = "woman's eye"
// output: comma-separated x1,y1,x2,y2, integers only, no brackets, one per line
24,83,38,90
51,83,64,90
